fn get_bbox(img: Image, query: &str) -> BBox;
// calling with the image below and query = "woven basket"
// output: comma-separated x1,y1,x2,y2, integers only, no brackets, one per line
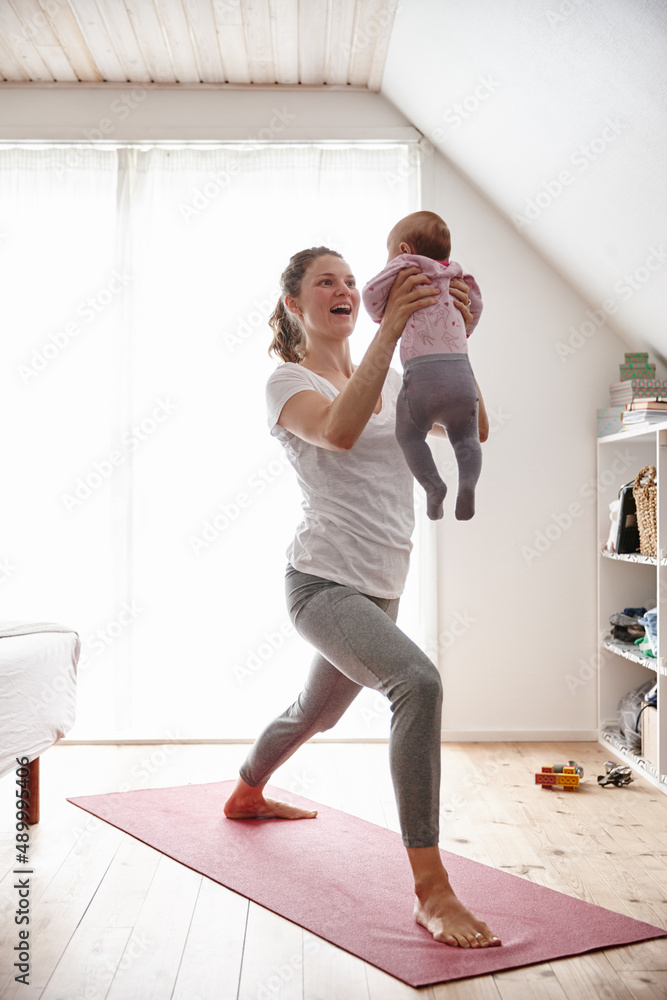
633,465,657,558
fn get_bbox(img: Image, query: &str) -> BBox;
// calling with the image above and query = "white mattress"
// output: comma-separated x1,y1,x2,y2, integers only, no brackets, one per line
0,622,80,781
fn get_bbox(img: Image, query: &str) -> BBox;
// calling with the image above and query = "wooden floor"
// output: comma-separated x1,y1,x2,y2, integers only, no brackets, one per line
1,741,667,999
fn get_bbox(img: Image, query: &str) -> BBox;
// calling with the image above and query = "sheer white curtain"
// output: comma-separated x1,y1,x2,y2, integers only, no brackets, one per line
1,142,430,740
1,147,121,735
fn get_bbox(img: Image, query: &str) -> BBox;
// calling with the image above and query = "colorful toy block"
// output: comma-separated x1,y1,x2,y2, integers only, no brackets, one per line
534,765,581,791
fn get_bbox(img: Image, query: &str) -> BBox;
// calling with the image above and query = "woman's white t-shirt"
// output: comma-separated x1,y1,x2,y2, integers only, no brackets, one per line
266,363,415,599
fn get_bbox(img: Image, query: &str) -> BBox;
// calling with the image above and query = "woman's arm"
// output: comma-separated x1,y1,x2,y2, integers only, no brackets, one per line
278,268,440,451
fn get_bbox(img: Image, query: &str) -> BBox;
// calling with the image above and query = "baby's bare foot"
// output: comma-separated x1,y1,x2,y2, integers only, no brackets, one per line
414,880,501,948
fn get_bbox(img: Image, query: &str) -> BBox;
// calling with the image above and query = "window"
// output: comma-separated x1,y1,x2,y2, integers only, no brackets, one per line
1,142,426,739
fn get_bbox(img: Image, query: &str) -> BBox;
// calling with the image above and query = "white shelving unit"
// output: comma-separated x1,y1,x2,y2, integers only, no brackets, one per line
597,420,667,791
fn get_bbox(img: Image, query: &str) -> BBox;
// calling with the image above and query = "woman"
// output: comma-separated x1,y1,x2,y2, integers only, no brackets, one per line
224,246,499,948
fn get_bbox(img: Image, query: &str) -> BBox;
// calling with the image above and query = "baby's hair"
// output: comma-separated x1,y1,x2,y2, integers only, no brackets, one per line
268,246,344,364
389,210,451,261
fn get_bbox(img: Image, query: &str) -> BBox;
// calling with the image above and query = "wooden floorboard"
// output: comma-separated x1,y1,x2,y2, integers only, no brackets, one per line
0,742,666,999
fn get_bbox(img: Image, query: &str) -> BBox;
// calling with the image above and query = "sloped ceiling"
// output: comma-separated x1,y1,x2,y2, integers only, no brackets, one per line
381,0,667,366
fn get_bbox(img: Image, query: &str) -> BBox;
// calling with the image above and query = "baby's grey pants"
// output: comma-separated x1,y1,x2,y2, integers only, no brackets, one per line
239,563,443,848
396,352,482,520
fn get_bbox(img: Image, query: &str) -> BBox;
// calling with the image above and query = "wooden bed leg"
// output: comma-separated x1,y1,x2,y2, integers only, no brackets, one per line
27,757,40,825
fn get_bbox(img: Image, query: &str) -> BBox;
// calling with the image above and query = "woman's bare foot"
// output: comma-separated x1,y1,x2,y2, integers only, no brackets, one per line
414,878,501,947
407,846,501,948
224,776,317,820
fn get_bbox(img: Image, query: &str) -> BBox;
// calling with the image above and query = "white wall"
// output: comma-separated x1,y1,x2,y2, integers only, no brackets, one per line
0,86,417,142
420,142,649,739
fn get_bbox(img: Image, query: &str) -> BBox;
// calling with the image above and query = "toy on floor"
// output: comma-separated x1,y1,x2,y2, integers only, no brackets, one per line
597,761,634,787
534,762,583,791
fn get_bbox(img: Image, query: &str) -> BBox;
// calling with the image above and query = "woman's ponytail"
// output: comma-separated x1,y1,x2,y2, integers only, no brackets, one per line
268,297,305,364
268,246,344,364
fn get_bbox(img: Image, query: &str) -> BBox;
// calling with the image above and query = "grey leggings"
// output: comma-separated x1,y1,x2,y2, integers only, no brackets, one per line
396,353,482,521
239,563,443,848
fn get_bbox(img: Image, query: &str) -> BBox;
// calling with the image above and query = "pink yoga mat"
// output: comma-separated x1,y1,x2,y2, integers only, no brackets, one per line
67,780,667,987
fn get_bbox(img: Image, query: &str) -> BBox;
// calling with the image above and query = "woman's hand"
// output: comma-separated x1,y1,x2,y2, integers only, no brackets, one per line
379,267,440,344
450,277,473,328
476,380,489,442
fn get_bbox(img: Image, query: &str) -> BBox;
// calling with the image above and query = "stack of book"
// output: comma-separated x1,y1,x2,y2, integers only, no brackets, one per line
622,398,667,427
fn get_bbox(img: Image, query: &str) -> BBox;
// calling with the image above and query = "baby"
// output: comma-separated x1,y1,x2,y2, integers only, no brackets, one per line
362,211,483,521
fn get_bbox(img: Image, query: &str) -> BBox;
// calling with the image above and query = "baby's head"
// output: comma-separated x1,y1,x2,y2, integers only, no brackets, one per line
386,210,451,263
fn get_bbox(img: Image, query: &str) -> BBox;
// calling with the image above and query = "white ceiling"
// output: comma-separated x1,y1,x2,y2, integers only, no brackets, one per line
381,0,667,364
1,0,665,362
0,0,395,89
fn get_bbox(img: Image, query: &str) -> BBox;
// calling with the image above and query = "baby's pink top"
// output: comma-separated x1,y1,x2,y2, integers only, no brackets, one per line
362,254,483,367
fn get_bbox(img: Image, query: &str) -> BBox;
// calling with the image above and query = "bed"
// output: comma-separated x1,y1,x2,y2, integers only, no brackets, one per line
0,622,80,823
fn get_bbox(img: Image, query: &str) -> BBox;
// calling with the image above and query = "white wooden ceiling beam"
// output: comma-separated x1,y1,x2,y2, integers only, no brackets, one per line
181,0,226,83
31,45,78,80
1,2,53,80
0,33,31,81
348,0,387,87
298,0,328,86
37,0,105,81
67,0,127,81
124,0,177,83
0,79,369,90
326,0,355,85
269,0,298,86
93,0,152,82
213,0,251,85
7,0,76,80
366,0,396,91
154,0,201,84
0,0,398,89
242,0,276,85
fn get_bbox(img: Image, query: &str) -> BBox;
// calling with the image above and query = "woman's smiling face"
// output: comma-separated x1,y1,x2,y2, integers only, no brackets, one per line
287,254,360,339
